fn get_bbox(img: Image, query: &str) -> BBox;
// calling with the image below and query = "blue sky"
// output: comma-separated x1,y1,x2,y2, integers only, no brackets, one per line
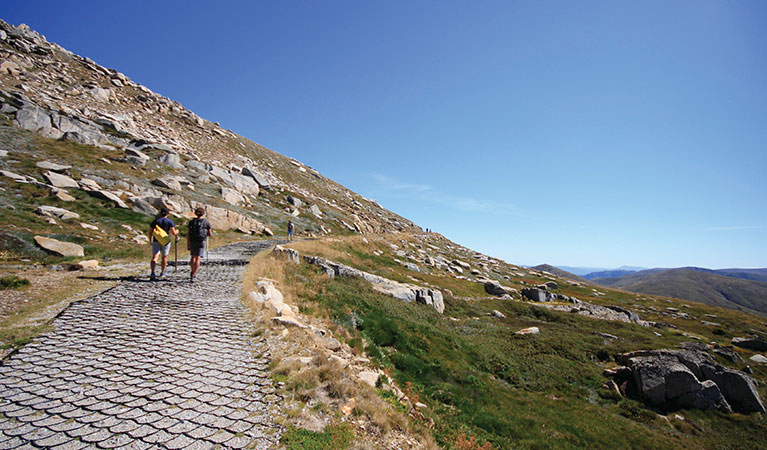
4,1,766,269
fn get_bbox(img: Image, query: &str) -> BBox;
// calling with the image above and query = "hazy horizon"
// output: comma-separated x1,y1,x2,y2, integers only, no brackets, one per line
4,1,766,268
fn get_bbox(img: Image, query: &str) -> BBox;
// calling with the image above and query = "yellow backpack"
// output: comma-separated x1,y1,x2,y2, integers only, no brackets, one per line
153,225,171,245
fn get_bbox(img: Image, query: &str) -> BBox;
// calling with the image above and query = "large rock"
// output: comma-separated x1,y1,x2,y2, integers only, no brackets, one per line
61,130,107,147
304,255,445,314
521,287,555,302
209,166,259,195
732,337,767,352
15,103,53,134
221,187,245,206
43,171,79,189
485,281,514,296
242,167,271,189
309,204,322,218
34,236,84,257
36,205,80,220
159,153,184,169
287,195,303,207
152,177,182,191
129,197,159,216
86,190,129,209
616,348,764,414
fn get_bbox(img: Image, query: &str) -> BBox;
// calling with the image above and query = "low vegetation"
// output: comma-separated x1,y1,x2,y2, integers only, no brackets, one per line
0,275,29,290
259,235,767,449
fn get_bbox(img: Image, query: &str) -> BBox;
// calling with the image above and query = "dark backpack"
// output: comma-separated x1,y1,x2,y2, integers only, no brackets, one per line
189,218,207,241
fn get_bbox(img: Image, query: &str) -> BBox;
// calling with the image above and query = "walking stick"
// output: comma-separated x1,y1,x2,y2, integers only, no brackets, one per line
174,235,178,273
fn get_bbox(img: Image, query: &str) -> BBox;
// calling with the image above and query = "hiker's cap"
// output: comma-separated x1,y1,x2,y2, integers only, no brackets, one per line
160,207,170,216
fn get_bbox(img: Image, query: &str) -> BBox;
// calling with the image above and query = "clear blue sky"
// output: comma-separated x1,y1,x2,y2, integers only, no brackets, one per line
4,1,766,269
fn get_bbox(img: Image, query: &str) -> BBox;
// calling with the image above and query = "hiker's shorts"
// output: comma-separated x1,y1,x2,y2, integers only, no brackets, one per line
152,241,171,256
189,240,206,257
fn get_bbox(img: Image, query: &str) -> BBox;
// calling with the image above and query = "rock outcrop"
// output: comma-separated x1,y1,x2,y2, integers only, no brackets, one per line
281,250,444,314
611,346,766,414
521,287,556,302
732,336,767,352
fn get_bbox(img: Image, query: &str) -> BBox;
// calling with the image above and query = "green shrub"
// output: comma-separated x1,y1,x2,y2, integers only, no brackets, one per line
0,275,30,290
281,424,353,450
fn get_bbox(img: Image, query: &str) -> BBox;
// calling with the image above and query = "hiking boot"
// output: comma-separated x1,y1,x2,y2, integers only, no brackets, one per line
150,273,157,281
158,272,166,279
190,273,195,283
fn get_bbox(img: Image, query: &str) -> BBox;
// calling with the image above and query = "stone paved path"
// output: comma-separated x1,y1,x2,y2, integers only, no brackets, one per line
0,241,282,449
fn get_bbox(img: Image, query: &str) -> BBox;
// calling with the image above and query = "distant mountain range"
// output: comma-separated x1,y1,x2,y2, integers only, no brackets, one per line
557,265,647,276
531,265,589,283
588,267,767,315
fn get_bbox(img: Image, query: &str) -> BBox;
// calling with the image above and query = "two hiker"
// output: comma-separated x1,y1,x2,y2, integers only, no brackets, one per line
148,207,211,282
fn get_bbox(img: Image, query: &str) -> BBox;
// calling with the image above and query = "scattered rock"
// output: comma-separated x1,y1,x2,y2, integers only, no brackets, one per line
78,178,101,191
358,371,379,387
36,160,72,172
53,190,76,202
732,337,767,352
221,187,245,206
152,177,182,191
286,195,303,207
544,281,558,290
485,281,515,297
272,245,300,264
404,262,420,272
86,189,129,208
521,287,555,302
34,236,84,257
490,310,506,319
80,223,99,231
272,316,306,328
515,327,540,335
74,260,99,270
242,167,271,189
36,205,80,220
309,204,322,218
43,170,78,189
159,153,184,169
0,169,29,183
749,355,767,364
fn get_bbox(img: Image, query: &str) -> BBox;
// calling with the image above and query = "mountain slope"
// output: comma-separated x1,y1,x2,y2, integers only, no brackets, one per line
0,18,420,258
594,268,767,315
532,264,589,283
583,269,642,280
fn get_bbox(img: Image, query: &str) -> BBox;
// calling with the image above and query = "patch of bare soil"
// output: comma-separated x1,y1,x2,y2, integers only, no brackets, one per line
0,261,142,358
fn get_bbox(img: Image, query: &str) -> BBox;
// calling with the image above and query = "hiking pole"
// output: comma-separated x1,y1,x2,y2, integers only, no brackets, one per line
174,235,178,273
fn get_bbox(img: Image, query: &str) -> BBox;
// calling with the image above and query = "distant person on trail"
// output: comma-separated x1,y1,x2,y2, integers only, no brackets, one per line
149,207,178,280
188,207,212,283
287,220,294,242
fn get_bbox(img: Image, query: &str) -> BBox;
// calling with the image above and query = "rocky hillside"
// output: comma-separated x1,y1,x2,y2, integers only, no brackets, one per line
0,19,420,248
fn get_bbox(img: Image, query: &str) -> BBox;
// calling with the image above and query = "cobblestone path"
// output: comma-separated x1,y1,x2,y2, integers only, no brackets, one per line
0,241,282,449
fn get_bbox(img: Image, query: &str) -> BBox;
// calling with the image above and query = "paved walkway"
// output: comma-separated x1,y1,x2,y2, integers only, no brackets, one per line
0,241,282,449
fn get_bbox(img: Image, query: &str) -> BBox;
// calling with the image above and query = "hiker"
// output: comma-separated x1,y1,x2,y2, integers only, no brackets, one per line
149,207,178,280
287,220,294,242
187,207,212,282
